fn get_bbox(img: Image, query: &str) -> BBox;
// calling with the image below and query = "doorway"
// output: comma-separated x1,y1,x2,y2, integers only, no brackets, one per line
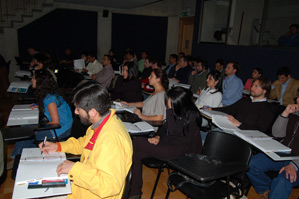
178,16,195,55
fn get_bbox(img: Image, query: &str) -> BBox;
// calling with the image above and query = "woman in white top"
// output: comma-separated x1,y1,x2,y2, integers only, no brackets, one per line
195,70,223,108
122,68,169,121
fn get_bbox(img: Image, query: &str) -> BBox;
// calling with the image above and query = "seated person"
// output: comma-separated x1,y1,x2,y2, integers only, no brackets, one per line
222,60,243,106
269,66,299,106
110,61,142,102
189,58,209,94
141,57,163,93
82,52,103,76
195,70,223,108
91,54,115,89
278,24,299,47
209,76,274,133
122,69,168,121
172,56,193,84
10,70,73,160
40,82,132,199
243,67,263,92
164,53,177,78
129,86,202,199
215,59,225,80
34,53,57,82
247,96,299,199
140,57,152,80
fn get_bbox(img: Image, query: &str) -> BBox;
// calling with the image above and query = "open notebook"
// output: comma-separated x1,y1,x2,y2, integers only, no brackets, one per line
113,101,136,113
123,122,154,133
13,148,71,199
233,130,291,153
7,104,39,126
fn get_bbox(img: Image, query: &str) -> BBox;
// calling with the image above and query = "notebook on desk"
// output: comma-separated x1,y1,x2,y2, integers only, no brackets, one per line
7,81,32,93
7,104,39,126
13,148,71,199
233,130,291,153
123,121,154,134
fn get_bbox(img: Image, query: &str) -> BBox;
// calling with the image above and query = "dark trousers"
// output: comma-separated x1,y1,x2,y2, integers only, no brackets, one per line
129,137,185,196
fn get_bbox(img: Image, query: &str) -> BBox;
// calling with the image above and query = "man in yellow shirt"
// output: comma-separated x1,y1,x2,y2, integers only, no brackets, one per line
40,82,133,199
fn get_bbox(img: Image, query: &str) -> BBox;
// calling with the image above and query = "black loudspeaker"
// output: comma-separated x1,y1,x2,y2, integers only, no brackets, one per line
103,10,109,18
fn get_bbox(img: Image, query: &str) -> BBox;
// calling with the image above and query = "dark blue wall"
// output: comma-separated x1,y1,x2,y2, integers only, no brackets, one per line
112,13,168,63
18,9,98,62
192,0,299,82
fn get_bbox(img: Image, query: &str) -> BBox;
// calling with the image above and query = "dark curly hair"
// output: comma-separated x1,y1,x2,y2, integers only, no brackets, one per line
34,69,60,113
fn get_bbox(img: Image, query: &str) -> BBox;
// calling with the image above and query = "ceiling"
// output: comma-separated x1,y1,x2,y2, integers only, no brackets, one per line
54,0,163,9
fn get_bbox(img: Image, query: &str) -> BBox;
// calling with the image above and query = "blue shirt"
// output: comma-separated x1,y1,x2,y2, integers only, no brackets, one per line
222,74,243,106
279,78,291,105
166,63,175,75
43,94,73,137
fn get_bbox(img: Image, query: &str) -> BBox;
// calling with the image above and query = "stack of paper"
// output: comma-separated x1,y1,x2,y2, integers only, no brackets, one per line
13,148,71,199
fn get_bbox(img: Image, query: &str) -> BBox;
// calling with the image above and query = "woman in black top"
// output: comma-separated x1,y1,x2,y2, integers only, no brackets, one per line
129,86,202,198
111,61,142,102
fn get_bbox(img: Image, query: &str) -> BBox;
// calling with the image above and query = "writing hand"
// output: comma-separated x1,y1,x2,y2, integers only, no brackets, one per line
148,136,160,145
203,106,211,110
30,103,38,110
38,141,58,154
121,101,129,107
56,160,75,176
279,163,297,183
227,115,241,127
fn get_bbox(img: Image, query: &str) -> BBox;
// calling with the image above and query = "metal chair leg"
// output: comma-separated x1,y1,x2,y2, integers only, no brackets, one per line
151,167,163,199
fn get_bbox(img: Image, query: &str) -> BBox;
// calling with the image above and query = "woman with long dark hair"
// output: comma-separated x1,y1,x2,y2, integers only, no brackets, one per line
10,69,73,159
111,61,142,102
122,68,169,121
195,70,223,108
128,86,202,198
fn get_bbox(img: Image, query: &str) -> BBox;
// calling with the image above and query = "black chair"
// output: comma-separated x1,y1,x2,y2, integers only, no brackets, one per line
166,131,252,199
142,157,169,199
122,167,133,199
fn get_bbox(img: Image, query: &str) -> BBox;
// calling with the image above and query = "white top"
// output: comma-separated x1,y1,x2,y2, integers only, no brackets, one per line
86,59,103,76
195,88,222,108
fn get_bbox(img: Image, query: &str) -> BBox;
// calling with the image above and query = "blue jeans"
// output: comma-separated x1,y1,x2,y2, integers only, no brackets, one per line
247,153,299,199
11,128,72,158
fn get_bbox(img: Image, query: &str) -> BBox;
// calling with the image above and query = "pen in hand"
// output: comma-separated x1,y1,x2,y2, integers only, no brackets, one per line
41,136,47,155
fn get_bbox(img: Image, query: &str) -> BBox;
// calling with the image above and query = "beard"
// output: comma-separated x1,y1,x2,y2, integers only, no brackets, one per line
79,115,91,126
250,91,264,98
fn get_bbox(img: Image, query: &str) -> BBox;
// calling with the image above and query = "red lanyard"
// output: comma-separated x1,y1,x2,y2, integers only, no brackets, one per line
84,113,111,150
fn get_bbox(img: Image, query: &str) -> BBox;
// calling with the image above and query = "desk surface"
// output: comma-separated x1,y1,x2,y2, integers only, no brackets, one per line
2,125,38,141
167,156,248,182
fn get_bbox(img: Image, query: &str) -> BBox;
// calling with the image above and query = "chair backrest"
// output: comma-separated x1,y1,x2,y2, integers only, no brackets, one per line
122,167,133,199
202,131,252,165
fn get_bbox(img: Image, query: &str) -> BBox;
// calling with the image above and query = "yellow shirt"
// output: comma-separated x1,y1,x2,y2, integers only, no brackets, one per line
60,109,133,199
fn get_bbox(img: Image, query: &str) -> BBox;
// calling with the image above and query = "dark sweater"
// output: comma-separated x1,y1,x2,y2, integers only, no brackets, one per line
213,97,274,133
157,108,202,154
174,65,193,84
111,76,143,102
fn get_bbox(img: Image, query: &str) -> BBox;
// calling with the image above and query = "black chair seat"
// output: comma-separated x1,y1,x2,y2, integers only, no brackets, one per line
168,174,231,199
142,157,166,168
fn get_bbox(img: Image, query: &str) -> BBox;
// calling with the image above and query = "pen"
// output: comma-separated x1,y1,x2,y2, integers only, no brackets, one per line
41,136,47,155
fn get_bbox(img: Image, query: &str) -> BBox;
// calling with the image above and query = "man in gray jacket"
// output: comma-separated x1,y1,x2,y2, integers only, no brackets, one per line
247,95,299,199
